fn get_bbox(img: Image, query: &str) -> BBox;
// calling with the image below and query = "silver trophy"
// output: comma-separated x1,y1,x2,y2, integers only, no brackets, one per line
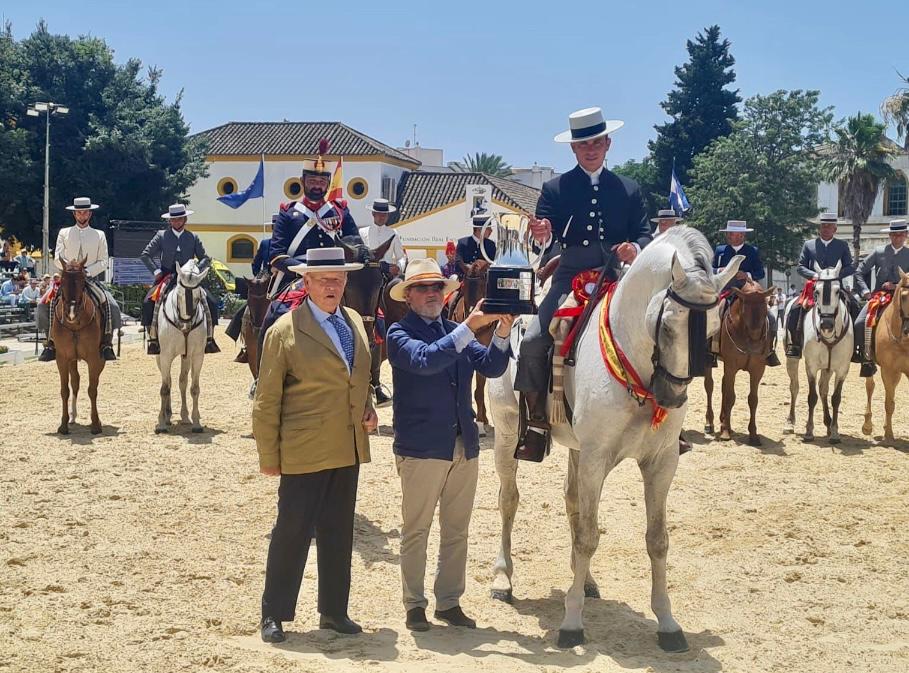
481,212,538,314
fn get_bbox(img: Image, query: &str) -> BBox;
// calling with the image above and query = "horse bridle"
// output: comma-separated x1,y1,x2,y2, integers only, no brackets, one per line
650,286,719,388
166,277,204,329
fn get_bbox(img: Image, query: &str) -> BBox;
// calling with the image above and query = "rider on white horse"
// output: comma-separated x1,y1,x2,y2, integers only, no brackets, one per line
784,212,856,359
38,196,117,362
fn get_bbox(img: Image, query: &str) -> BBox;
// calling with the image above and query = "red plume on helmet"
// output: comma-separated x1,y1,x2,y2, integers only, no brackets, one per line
445,240,456,256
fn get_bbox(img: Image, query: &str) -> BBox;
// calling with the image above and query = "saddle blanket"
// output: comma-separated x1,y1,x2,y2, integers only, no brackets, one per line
866,290,893,328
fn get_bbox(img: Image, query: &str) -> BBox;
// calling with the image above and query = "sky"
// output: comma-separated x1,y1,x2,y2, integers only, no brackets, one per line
4,0,907,176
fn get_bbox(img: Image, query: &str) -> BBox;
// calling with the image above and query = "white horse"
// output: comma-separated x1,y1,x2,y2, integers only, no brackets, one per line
155,260,210,434
488,227,743,651
784,262,853,442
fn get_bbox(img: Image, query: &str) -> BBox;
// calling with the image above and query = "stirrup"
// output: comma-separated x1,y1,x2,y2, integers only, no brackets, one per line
101,345,117,361
205,339,221,354
147,340,161,355
38,346,56,362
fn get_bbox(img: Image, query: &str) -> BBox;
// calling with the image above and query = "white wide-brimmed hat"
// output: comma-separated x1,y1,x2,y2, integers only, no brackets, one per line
719,220,753,233
368,198,397,214
390,258,460,302
881,219,908,233
65,196,99,211
162,203,194,219
287,247,363,274
650,209,682,224
554,107,624,143
816,212,838,224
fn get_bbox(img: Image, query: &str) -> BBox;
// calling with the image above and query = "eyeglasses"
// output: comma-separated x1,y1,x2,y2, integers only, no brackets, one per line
411,282,445,294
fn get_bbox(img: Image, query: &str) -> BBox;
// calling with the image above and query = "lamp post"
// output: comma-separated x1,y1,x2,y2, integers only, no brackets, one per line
26,102,69,275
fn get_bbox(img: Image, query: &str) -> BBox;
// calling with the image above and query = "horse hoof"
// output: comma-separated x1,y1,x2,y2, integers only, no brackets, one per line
704,425,714,435
155,427,168,434
57,426,69,435
90,426,102,435
584,584,600,599
747,436,762,447
490,589,513,604
861,423,872,436
783,426,794,435
829,436,841,445
657,630,689,653
192,426,204,434
557,629,585,648
804,433,814,442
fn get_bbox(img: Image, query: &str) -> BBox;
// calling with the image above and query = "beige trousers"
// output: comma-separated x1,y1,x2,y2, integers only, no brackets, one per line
396,438,479,611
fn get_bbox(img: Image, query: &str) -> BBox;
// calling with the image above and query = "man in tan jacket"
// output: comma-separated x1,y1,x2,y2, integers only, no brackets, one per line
253,247,378,643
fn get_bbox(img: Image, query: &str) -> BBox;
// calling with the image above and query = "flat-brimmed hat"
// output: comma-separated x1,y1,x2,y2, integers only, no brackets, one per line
554,107,624,143
65,196,99,211
719,220,753,233
368,198,397,214
162,204,194,219
816,212,838,224
881,219,908,233
650,209,682,224
301,138,333,180
287,247,363,274
390,258,460,302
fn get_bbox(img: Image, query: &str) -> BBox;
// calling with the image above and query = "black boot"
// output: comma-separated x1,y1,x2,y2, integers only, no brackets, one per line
515,391,551,462
147,340,160,355
38,343,56,362
100,333,117,361
373,384,392,408
205,338,221,354
234,348,249,363
766,351,781,367
860,361,877,377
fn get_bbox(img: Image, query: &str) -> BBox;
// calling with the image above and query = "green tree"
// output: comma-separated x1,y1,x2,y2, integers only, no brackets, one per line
612,157,662,218
648,25,740,193
451,152,512,177
687,90,834,275
0,21,207,247
881,71,909,150
821,113,895,261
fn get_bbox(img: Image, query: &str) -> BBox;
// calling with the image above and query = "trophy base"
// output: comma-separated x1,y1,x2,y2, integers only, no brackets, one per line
482,298,537,315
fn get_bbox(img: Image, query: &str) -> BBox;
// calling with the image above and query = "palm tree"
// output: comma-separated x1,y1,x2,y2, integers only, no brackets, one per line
450,152,512,177
881,72,909,150
821,113,895,261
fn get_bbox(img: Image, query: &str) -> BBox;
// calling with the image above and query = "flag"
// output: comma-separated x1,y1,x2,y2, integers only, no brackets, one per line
326,156,343,203
217,158,264,208
669,167,690,215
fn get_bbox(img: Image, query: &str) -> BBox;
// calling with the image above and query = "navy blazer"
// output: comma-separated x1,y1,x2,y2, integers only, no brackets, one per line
387,311,510,460
713,243,765,288
796,238,854,280
252,237,272,276
536,165,651,253
140,228,210,275
456,235,497,268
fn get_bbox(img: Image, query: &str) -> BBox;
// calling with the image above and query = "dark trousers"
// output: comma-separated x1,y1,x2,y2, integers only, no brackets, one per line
226,304,245,341
261,465,360,622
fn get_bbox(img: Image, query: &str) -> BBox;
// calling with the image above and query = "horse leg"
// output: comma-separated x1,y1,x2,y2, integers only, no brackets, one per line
640,451,688,652
558,452,610,648
747,367,762,446
804,367,817,442
190,353,203,433
565,449,600,599
491,433,519,603
818,368,833,435
881,366,899,443
179,355,191,424
69,359,80,424
829,374,845,444
862,375,875,436
703,367,715,435
88,360,102,434
57,359,71,435
156,354,173,433
718,367,736,441
784,356,799,433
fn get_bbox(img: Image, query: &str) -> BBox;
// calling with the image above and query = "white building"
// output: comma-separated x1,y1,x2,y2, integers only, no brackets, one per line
509,164,559,190
186,122,420,275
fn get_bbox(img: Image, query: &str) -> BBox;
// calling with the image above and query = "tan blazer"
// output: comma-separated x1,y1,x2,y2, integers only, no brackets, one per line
253,300,372,474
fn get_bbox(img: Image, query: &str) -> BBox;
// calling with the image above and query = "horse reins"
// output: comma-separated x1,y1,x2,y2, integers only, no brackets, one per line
162,279,205,356
650,286,719,388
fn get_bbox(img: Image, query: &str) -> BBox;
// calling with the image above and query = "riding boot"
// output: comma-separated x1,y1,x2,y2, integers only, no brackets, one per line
38,296,58,361
99,302,117,361
234,348,249,363
860,324,877,377
147,300,162,355
707,335,719,368
784,306,802,358
203,301,221,353
515,391,551,462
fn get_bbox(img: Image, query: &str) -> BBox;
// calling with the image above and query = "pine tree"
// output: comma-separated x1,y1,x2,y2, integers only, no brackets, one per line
648,25,740,194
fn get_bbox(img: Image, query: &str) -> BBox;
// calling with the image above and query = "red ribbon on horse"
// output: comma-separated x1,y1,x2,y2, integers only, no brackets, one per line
553,270,613,357
796,279,817,309
865,290,893,328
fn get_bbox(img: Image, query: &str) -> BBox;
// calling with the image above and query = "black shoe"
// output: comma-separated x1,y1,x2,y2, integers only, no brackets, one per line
515,426,550,462
373,384,392,408
38,346,56,362
851,351,863,364
434,606,476,629
784,344,801,358
101,346,117,361
766,351,781,367
405,607,431,632
205,339,221,354
260,617,286,643
147,341,160,355
319,614,362,635
860,362,877,378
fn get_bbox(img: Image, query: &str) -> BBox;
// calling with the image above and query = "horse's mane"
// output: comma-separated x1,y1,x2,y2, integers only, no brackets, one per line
658,226,713,274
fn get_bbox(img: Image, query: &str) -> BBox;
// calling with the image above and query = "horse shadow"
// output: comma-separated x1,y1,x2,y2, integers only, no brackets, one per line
686,429,788,456
44,424,121,445
353,513,399,567
270,626,400,662
155,425,225,445
409,589,723,671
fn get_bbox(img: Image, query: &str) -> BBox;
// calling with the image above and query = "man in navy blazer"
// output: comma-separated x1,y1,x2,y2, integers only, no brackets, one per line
386,258,513,633
455,212,497,273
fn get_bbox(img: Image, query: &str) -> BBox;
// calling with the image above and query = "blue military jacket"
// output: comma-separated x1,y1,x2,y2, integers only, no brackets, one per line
455,235,497,267
713,242,765,289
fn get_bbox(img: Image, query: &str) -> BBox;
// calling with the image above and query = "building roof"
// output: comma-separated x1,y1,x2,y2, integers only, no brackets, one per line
394,171,541,223
193,122,420,165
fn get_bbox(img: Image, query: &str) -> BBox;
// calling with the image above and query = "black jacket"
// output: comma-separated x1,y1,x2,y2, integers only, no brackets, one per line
455,235,497,268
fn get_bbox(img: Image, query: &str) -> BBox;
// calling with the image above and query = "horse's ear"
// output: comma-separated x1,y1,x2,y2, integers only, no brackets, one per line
714,254,744,291
78,255,88,269
371,236,394,261
813,261,821,274
833,260,842,276
59,255,69,268
670,252,686,286
337,237,358,262
731,287,746,300
762,286,778,298
899,266,908,284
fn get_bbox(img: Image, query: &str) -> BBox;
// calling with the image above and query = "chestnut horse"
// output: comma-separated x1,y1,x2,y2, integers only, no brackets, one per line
862,268,909,441
240,273,271,380
704,281,776,445
51,259,106,435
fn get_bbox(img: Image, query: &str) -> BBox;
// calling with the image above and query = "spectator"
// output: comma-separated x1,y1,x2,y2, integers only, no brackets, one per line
439,241,459,279
14,249,34,274
788,284,799,299
1,273,23,306
39,274,52,295
19,277,42,306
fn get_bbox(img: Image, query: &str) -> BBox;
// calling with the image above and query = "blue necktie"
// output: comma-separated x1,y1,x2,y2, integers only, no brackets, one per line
327,314,355,369
429,320,446,340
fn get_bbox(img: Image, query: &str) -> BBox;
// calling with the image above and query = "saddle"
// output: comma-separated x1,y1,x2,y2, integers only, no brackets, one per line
865,290,893,329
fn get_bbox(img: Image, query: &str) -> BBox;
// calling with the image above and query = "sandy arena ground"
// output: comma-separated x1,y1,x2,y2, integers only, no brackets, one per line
1,326,907,673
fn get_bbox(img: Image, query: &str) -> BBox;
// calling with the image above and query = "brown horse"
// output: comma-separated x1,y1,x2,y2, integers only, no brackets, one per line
51,259,106,435
704,281,775,445
862,268,909,441
449,259,495,427
240,274,271,380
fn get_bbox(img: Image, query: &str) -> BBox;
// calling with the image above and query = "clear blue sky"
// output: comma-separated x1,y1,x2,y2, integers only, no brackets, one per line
4,0,907,175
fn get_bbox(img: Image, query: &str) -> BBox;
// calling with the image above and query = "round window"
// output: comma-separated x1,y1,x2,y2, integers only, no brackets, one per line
217,177,238,196
284,177,304,200
347,178,368,200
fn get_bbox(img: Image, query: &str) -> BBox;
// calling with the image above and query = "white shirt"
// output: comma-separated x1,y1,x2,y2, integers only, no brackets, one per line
54,224,108,277
891,244,905,254
820,237,832,246
360,224,406,269
581,165,605,185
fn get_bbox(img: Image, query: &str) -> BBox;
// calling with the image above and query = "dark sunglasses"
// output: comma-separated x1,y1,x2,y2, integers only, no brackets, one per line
412,282,446,293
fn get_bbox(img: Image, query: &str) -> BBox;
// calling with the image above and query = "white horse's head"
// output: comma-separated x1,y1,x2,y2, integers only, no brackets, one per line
176,259,210,288
643,227,743,408
813,260,844,336
174,260,210,321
